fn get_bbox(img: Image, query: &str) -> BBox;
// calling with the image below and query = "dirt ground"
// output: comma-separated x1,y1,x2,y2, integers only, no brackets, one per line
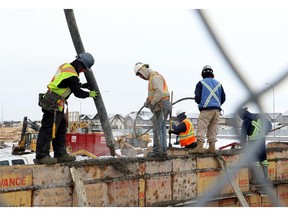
0,126,35,143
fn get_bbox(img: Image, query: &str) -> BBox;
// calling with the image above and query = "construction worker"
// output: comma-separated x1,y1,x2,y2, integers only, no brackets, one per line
35,52,98,165
238,107,272,184
193,65,226,153
168,109,197,149
134,62,171,157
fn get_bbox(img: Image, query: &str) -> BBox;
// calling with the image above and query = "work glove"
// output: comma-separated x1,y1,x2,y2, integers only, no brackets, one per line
81,83,90,90
144,100,150,108
168,129,174,135
89,90,99,98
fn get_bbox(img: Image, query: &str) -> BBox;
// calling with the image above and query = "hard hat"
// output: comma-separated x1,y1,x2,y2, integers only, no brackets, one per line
134,62,149,75
77,52,95,69
202,65,213,73
176,109,185,117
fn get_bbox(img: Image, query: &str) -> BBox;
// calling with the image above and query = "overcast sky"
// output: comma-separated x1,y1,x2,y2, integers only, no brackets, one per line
1,4,288,121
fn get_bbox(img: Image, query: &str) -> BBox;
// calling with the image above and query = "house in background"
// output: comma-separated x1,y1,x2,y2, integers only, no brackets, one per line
109,114,125,129
124,111,153,131
282,111,288,124
66,109,288,133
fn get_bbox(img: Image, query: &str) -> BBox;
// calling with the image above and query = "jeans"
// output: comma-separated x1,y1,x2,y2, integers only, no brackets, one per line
152,100,171,154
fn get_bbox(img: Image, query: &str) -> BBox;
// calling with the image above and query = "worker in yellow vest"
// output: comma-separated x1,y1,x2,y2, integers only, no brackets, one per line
35,52,98,165
238,107,272,185
134,62,171,157
169,109,197,148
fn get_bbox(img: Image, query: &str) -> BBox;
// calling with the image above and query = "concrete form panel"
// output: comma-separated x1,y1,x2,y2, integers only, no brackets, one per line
33,165,71,186
173,173,197,201
82,183,108,207
261,196,273,207
222,154,241,167
33,187,72,206
146,176,172,206
219,198,239,207
276,160,288,180
0,166,33,207
205,201,219,207
0,191,32,207
74,162,139,182
172,157,196,172
249,194,262,207
275,151,284,159
268,161,276,181
197,157,218,169
219,170,236,195
197,170,220,196
283,149,288,158
237,168,249,192
276,184,288,206
167,148,188,156
107,180,139,207
267,150,275,160
145,160,172,174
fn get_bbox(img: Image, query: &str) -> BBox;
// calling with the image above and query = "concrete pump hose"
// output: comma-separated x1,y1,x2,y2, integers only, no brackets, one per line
133,97,195,138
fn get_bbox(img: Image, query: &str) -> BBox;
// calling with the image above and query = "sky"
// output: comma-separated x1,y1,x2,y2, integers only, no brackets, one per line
1,1,288,121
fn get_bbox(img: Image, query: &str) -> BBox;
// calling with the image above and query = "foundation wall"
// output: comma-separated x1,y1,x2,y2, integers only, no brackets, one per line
0,147,287,207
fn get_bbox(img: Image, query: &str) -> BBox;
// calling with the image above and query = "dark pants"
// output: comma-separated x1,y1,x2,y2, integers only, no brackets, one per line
185,142,197,149
249,138,267,162
36,109,67,159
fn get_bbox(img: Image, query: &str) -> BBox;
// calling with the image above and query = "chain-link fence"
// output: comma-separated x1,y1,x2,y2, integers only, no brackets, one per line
184,9,288,207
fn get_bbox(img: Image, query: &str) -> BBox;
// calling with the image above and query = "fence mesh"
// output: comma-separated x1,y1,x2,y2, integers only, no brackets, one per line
184,9,288,207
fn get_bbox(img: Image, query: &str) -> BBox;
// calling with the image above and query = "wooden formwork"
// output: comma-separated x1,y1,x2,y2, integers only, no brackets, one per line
0,146,288,207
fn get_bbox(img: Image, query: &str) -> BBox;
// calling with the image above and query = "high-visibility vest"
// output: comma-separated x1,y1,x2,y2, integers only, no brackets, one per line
147,72,170,102
248,119,265,141
179,118,197,147
47,63,78,111
199,78,222,109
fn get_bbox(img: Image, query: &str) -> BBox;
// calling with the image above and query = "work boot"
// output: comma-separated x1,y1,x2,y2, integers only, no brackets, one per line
261,160,270,184
190,141,205,153
34,155,58,165
206,142,216,153
54,153,76,163
249,162,262,185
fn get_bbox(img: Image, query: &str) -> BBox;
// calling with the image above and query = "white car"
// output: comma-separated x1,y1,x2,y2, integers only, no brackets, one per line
0,154,35,166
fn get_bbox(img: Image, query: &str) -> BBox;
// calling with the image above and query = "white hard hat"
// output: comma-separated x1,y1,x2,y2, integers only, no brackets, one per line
202,65,213,73
134,62,149,75
176,109,185,117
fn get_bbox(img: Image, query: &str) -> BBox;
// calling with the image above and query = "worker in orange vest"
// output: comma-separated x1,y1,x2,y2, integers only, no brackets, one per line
134,62,171,157
169,109,197,148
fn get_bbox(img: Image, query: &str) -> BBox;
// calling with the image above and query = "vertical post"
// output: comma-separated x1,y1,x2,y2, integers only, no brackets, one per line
64,9,115,156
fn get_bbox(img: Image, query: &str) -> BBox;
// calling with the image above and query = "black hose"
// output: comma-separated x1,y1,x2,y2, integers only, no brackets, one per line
172,97,194,106
133,97,195,139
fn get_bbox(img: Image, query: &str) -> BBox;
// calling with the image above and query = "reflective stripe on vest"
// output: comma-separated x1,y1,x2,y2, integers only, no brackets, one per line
179,119,197,147
48,63,78,98
148,72,169,101
248,119,264,140
47,63,78,111
200,80,221,108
